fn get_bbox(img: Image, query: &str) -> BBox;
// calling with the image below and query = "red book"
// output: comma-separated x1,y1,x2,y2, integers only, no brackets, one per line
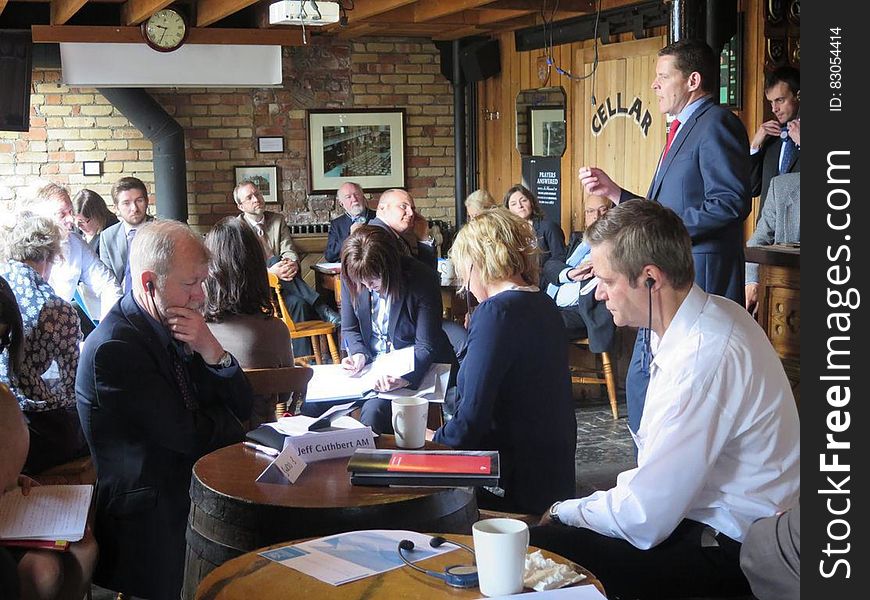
347,449,499,487
0,539,70,552
387,453,492,475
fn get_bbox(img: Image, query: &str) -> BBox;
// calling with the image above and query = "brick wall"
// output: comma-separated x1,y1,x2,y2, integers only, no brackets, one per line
0,36,455,232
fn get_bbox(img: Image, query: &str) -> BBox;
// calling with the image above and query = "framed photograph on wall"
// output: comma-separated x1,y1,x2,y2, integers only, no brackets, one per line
307,108,406,193
234,165,279,203
529,106,566,157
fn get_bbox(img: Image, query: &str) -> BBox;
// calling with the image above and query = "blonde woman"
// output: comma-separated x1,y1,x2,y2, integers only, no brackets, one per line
464,189,498,219
431,208,576,514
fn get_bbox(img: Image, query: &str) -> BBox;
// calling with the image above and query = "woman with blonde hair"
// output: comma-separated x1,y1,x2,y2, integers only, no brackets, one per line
464,189,498,219
431,208,576,514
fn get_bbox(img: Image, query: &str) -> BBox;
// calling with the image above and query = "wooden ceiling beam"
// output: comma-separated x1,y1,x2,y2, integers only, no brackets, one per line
121,0,175,25
470,8,532,24
195,0,260,28
413,0,497,22
486,0,595,10
32,24,304,45
51,0,89,25
346,0,418,23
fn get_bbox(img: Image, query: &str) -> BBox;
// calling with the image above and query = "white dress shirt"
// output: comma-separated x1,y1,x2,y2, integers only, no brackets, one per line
49,231,123,319
556,285,800,549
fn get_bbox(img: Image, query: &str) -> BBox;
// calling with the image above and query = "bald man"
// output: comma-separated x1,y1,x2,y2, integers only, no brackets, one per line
369,189,438,271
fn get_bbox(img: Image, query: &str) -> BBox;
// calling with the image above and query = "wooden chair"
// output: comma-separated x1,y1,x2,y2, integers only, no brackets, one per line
570,338,619,420
267,272,341,366
243,365,314,419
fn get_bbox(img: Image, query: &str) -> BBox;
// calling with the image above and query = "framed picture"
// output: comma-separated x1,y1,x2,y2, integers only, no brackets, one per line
257,136,284,153
529,106,566,157
82,160,103,176
307,108,406,193
234,166,279,203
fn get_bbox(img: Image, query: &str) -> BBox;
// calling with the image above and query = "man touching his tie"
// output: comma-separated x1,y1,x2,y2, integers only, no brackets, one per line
748,66,800,215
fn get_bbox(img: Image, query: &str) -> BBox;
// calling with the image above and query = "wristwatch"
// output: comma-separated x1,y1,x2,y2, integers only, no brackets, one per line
548,501,563,524
209,350,233,369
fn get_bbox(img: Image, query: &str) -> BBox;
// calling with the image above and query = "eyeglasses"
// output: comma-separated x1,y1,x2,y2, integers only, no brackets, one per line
584,207,609,217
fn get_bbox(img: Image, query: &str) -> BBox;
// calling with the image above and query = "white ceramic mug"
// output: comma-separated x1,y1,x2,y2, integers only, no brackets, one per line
391,397,428,449
472,518,529,597
438,258,456,285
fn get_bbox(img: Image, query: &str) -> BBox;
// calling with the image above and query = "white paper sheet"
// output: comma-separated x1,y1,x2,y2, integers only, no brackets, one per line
482,584,606,599
259,529,458,585
378,363,452,403
0,485,93,542
306,347,415,402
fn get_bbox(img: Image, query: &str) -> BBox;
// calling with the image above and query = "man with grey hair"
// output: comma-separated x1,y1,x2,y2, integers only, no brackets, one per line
76,219,252,600
32,183,122,322
531,201,799,599
325,182,376,262
369,188,437,271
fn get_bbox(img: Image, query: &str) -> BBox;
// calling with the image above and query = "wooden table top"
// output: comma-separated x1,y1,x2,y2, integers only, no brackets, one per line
195,534,606,599
193,436,468,509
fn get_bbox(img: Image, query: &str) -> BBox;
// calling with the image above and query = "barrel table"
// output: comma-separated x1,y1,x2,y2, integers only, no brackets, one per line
182,437,478,599
195,534,606,599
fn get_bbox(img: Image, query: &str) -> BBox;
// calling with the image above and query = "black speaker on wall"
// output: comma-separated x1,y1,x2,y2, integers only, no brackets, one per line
706,0,739,54
460,39,501,82
435,38,501,83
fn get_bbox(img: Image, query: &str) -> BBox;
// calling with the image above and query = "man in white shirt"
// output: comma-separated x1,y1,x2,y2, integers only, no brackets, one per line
32,184,122,324
532,200,800,599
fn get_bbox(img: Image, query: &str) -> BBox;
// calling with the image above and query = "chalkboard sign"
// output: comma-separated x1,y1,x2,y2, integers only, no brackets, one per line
521,156,561,225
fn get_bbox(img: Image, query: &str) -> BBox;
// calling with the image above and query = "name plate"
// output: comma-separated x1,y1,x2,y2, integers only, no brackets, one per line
256,427,376,485
285,427,376,463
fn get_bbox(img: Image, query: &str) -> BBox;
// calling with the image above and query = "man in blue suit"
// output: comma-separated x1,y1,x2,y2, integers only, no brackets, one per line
325,182,376,262
580,39,751,433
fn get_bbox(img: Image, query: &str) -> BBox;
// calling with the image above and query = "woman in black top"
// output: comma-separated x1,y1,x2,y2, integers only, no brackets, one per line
503,184,567,288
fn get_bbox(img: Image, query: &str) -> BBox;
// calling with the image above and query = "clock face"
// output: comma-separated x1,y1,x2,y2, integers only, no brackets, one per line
143,9,188,52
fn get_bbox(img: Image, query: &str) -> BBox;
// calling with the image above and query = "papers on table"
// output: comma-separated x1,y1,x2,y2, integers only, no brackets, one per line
313,262,342,273
0,485,93,543
489,585,606,599
377,363,451,403
306,347,416,402
259,529,457,586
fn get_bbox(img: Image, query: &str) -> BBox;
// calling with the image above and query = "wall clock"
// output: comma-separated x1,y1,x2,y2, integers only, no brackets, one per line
142,8,189,53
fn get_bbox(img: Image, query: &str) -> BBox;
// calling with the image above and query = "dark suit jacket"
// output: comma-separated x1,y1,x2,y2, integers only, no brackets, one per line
326,209,377,262
620,96,751,304
340,256,456,388
75,293,252,599
99,216,153,285
434,290,576,514
369,217,438,272
533,217,567,288
750,134,800,209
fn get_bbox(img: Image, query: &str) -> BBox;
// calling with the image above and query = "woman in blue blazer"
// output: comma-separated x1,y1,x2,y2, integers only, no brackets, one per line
433,208,576,514
503,184,566,288
340,226,457,433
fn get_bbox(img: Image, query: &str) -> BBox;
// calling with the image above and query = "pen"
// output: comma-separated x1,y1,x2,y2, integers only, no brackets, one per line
243,441,280,457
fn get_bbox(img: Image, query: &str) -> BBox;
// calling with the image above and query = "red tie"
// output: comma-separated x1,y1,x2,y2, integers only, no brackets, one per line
662,119,681,161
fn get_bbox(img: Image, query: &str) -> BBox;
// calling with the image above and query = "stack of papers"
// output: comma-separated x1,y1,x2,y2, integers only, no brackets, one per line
0,485,93,549
306,347,449,403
